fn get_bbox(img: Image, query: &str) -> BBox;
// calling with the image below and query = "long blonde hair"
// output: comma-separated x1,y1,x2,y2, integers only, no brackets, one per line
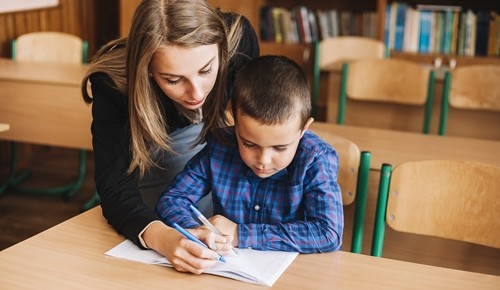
82,0,243,177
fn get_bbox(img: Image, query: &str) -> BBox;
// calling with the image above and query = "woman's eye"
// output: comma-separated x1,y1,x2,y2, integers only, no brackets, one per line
200,67,213,75
274,146,287,152
166,78,182,85
242,143,254,148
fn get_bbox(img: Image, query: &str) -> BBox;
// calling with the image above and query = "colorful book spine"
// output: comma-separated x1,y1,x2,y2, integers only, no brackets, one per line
419,10,432,53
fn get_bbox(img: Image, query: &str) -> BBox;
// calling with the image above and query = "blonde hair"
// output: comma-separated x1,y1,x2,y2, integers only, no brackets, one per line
82,0,243,177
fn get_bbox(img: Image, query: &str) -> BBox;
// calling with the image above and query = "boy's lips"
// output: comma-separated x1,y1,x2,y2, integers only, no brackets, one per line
254,168,273,174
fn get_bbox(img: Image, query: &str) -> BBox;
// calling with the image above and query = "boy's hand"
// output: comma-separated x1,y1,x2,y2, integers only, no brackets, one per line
208,214,239,247
195,225,234,255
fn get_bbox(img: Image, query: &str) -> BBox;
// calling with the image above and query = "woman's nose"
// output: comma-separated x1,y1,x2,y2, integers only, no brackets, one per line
189,79,204,100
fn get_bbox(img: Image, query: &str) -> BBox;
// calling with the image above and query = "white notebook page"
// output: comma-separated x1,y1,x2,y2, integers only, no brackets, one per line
105,239,298,286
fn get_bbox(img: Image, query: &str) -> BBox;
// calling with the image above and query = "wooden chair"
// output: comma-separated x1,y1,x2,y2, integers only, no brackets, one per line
338,58,436,134
318,133,371,253
1,32,88,200
311,36,386,118
438,65,500,135
371,160,500,257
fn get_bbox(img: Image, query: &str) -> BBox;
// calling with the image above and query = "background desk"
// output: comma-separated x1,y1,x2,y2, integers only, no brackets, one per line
310,122,500,170
0,207,498,289
310,122,500,274
0,57,91,150
318,65,500,141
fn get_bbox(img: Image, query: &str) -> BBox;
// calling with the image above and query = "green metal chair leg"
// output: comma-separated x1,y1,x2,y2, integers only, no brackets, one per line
7,147,87,200
371,163,393,257
351,151,371,254
438,71,452,136
337,63,349,125
80,191,100,212
0,142,30,195
422,70,436,134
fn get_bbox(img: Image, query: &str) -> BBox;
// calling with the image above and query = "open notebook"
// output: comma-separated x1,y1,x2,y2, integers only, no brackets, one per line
105,240,298,287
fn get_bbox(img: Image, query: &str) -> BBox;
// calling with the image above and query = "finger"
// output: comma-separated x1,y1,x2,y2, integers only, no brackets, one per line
173,240,219,273
183,237,223,263
192,228,220,250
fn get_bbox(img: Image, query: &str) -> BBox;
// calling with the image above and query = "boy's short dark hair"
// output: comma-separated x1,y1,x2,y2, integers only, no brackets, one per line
232,55,311,128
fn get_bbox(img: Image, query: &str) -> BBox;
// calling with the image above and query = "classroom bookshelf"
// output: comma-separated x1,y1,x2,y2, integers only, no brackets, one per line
226,0,500,66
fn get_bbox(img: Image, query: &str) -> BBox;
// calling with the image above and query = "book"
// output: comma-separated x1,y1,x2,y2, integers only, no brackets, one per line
419,10,433,53
475,10,491,56
105,239,299,287
394,2,408,51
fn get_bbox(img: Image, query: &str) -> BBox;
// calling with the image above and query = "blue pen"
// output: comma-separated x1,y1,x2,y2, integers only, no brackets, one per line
189,204,240,255
172,222,226,263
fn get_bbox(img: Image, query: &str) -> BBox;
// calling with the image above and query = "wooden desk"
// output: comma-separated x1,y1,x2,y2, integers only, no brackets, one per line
0,57,91,150
0,207,498,289
310,122,500,170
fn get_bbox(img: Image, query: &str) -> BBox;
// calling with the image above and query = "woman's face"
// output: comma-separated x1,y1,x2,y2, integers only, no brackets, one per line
149,44,219,110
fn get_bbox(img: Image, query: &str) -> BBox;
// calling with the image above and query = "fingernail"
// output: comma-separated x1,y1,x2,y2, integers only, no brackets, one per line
212,254,220,261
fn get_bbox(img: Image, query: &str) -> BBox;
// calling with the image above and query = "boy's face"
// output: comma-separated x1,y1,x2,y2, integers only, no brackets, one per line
235,111,313,178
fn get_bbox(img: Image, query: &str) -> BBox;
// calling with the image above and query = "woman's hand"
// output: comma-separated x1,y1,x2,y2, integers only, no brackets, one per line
142,221,224,274
208,215,238,247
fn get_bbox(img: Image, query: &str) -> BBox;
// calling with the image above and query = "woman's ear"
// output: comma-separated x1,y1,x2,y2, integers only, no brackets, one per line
300,117,314,137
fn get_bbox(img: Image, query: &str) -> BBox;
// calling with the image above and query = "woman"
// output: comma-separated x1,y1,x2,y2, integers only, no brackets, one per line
81,0,259,273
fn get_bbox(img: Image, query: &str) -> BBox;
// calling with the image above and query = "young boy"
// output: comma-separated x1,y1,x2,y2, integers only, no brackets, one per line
156,55,343,253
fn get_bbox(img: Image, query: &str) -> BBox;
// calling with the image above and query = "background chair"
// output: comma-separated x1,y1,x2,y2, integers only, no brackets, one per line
311,36,386,119
371,160,500,258
317,132,371,253
1,32,88,200
338,58,436,134
439,65,500,136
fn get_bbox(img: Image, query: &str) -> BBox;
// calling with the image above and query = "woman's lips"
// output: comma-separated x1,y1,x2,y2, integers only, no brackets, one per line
185,99,204,106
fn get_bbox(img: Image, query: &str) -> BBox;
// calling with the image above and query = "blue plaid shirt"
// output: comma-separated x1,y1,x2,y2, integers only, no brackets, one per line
156,128,343,253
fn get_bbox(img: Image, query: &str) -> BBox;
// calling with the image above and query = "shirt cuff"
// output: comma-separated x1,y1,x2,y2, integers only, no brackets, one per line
138,220,164,249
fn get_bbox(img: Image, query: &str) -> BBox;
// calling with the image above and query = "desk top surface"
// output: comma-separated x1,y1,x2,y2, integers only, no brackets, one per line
0,123,9,132
0,57,87,86
0,207,498,290
310,122,500,169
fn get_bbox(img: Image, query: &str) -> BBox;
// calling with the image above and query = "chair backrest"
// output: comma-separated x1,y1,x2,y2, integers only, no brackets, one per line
338,58,436,134
311,36,386,118
438,65,500,135
311,129,371,253
319,36,386,70
12,31,87,64
327,135,361,205
371,160,500,257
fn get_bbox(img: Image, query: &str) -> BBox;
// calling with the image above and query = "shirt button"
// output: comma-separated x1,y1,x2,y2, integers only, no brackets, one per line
254,205,260,211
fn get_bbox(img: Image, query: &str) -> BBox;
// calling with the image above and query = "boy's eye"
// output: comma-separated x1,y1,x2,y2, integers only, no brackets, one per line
274,146,287,152
242,142,254,148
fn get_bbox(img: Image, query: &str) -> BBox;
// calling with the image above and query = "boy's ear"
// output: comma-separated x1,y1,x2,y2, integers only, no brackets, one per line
301,117,314,137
